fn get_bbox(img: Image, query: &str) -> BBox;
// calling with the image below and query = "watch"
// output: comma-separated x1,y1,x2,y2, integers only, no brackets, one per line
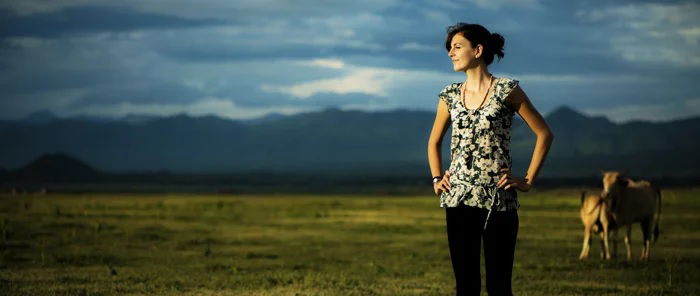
432,176,443,184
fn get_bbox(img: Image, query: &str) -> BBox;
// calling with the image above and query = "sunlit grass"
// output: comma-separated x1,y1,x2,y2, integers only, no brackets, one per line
0,188,698,295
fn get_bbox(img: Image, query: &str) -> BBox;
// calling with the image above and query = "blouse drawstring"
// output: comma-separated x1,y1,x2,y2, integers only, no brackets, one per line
483,188,502,231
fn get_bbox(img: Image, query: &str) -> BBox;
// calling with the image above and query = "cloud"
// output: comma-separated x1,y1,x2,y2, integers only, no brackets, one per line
0,87,88,120
498,72,650,84
260,68,396,98
0,0,697,124
421,10,450,23
398,42,437,52
0,0,400,20
576,2,700,67
1,36,45,48
59,97,320,120
260,58,455,99
0,5,225,38
73,82,205,106
0,32,173,94
299,58,346,69
0,0,96,15
146,12,396,63
478,0,540,9
440,0,541,10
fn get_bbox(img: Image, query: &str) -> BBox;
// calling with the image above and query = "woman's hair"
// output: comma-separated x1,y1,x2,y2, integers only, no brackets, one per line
444,23,505,66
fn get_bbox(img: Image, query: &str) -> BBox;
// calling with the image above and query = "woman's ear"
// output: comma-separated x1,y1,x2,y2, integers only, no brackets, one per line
475,44,483,59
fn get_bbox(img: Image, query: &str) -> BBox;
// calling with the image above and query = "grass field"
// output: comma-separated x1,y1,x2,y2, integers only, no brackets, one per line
0,188,699,295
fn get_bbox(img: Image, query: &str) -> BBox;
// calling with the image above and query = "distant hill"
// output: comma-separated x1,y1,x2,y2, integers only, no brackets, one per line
4,153,102,182
243,112,289,125
534,106,700,177
0,106,698,178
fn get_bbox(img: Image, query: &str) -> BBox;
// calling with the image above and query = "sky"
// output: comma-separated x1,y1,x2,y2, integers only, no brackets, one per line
0,0,698,123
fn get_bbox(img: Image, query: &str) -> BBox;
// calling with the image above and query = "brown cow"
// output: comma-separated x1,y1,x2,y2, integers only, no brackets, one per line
601,171,662,261
579,191,616,260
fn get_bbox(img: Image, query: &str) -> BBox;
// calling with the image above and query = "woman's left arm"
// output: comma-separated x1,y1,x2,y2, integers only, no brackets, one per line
498,85,554,191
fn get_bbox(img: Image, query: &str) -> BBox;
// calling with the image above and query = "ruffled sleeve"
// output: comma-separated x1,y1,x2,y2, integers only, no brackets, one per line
438,83,457,109
494,78,519,112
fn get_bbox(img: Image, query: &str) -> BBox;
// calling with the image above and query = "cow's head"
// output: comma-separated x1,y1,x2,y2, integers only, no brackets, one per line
601,170,629,199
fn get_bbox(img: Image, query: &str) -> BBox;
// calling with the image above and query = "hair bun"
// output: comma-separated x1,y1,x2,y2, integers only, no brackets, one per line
489,33,505,62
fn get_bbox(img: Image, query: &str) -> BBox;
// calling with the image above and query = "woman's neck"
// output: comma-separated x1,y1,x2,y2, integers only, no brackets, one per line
464,65,492,92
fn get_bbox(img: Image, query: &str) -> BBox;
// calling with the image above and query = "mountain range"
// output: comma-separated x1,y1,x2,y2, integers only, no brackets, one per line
1,106,698,179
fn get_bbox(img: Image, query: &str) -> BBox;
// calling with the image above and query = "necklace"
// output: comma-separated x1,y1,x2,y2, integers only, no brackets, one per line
460,74,494,110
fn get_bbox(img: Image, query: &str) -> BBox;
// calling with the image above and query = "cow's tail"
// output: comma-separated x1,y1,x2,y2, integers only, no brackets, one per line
580,191,586,206
653,186,662,245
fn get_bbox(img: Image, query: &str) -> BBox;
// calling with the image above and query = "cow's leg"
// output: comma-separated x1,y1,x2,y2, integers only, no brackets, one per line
599,232,606,259
611,229,618,259
579,226,592,260
602,223,611,260
640,218,652,261
624,225,633,260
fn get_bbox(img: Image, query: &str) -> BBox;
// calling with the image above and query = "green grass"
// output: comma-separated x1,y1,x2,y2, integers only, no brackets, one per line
0,188,698,295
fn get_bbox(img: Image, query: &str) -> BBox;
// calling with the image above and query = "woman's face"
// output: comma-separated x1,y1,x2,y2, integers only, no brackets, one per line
448,33,481,72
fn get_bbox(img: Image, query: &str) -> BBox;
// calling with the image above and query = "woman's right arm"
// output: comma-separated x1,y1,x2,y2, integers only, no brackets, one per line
428,98,452,194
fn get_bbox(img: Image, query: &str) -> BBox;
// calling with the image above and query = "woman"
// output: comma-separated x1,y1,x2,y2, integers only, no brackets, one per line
427,23,554,296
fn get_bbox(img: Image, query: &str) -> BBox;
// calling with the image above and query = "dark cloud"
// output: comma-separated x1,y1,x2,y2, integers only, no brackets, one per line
70,81,205,106
0,0,697,122
0,5,226,38
156,42,339,63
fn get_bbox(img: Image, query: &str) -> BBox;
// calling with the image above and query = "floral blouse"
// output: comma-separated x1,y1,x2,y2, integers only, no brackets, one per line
438,76,520,212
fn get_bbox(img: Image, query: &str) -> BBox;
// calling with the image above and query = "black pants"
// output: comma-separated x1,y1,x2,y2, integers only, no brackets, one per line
445,204,519,296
